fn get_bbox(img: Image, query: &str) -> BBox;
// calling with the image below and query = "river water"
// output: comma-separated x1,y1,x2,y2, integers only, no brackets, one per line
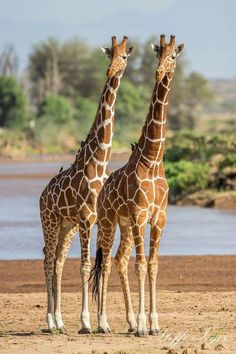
0,160,235,260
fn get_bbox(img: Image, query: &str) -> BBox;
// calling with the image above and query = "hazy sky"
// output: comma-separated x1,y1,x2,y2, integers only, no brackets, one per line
0,0,235,79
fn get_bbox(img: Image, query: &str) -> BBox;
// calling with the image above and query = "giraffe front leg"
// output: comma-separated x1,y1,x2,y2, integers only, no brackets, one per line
148,212,166,335
42,215,61,333
131,216,148,337
53,223,77,333
97,251,112,333
78,225,92,334
115,222,137,333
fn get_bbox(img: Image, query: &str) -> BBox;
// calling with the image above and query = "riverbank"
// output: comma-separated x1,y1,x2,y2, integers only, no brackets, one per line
175,190,236,209
0,155,235,210
1,256,236,293
0,256,235,354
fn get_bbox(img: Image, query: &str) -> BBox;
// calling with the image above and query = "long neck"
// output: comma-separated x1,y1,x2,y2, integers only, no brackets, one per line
135,73,173,167
76,71,123,166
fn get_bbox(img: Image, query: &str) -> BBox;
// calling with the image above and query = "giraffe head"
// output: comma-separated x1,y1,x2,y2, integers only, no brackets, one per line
151,34,184,82
101,36,133,78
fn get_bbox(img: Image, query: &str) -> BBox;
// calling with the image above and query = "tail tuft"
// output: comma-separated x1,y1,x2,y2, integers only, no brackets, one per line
89,247,103,301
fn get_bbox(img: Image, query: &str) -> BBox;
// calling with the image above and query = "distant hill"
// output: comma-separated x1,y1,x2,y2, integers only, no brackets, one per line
0,0,235,78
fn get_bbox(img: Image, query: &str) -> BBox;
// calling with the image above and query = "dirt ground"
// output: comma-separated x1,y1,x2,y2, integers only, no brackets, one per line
0,257,235,354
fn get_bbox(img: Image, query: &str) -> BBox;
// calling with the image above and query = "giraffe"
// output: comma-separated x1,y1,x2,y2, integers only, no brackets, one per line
90,34,184,336
39,36,133,334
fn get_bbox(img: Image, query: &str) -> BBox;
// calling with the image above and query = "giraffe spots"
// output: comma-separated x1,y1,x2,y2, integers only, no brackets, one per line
110,76,119,89
101,106,106,117
64,187,74,204
97,164,106,177
80,203,91,218
90,180,102,191
147,124,163,140
58,192,67,209
97,126,105,142
140,180,154,199
85,163,97,179
61,176,71,190
105,91,115,105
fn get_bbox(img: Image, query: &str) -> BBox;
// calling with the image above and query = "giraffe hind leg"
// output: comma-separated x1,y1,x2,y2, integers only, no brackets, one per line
115,220,137,333
97,211,117,333
78,222,93,334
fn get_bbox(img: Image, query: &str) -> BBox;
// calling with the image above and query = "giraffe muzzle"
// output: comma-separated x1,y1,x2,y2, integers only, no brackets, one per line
107,67,116,78
156,66,165,82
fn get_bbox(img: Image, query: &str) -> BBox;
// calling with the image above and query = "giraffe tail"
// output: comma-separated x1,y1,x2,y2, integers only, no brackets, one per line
89,247,103,301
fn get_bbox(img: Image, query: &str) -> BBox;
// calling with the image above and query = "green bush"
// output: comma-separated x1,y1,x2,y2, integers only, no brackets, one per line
34,117,78,153
218,154,236,170
38,95,74,124
36,95,77,152
73,96,97,141
165,131,236,163
0,75,28,129
165,160,209,200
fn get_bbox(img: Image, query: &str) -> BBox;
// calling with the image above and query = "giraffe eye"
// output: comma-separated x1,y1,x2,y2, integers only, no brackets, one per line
171,55,176,60
122,55,127,60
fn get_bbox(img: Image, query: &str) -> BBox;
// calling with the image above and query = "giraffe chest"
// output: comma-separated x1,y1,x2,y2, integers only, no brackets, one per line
49,165,108,221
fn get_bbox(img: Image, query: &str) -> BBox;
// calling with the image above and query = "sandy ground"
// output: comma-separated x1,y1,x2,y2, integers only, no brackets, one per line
0,257,235,354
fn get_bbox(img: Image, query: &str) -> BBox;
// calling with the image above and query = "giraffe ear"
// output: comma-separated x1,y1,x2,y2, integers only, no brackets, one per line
176,43,184,57
151,43,161,56
126,46,134,56
101,47,112,58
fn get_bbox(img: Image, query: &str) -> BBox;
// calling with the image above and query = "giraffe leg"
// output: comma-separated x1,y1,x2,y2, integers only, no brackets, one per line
148,212,166,335
97,215,117,333
131,214,148,337
42,213,61,333
115,221,137,332
78,222,92,334
53,222,78,333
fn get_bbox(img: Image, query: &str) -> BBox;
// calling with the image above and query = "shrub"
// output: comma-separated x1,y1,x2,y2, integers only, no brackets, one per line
73,96,97,141
165,160,209,200
38,94,74,124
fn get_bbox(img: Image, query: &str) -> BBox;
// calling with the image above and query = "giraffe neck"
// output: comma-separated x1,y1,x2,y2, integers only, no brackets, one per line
76,71,123,167
135,73,173,168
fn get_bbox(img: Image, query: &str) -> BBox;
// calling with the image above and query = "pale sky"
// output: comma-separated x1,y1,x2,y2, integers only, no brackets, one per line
0,0,235,79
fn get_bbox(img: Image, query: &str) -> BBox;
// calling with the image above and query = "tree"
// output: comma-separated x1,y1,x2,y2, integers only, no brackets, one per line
139,36,159,87
0,75,28,129
184,72,214,129
38,95,74,124
74,96,97,140
0,45,18,76
29,38,100,104
114,80,150,143
168,56,187,130
29,38,62,105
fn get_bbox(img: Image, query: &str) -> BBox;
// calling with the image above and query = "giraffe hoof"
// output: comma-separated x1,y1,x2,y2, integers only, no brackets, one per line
78,327,92,334
128,327,137,333
135,330,148,337
57,326,67,335
49,327,59,335
149,329,160,336
97,326,111,334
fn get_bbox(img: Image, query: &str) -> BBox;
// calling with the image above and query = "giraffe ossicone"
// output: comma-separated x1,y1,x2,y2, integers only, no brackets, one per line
90,34,184,337
40,35,133,334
